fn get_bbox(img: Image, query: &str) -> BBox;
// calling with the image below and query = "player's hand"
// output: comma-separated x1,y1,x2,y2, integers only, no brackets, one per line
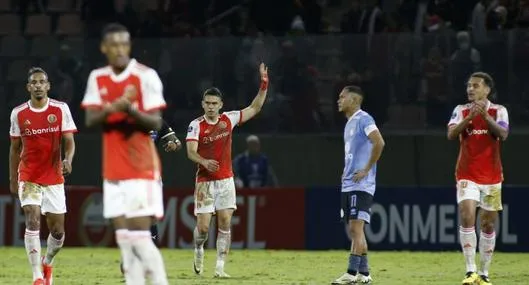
259,62,268,83
202,159,220,172
123,85,138,101
474,100,489,117
164,139,182,152
62,159,72,176
112,96,132,112
9,180,18,197
352,169,369,182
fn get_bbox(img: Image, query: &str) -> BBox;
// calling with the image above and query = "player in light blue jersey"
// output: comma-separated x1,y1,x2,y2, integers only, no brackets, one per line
332,86,385,285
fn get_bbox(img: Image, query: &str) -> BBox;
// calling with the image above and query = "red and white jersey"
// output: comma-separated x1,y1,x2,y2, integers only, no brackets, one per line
448,101,509,184
10,98,77,185
186,111,243,182
81,59,166,180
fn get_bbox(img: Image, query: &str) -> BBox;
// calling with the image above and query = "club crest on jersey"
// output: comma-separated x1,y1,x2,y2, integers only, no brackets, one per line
24,119,31,126
218,121,227,129
47,114,57,124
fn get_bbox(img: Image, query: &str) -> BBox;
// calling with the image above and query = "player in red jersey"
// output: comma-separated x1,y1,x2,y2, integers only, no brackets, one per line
447,72,509,285
186,63,268,277
81,23,168,285
9,67,77,285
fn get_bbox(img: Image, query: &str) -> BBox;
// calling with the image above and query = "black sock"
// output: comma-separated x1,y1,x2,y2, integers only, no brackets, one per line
150,224,159,245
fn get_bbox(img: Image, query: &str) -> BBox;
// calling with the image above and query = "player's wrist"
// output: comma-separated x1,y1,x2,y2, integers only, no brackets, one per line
259,77,268,91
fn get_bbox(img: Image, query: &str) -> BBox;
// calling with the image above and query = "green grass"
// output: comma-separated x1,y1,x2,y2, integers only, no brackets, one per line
0,247,528,284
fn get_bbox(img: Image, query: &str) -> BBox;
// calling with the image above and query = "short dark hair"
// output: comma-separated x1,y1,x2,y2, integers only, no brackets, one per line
202,87,223,100
343,85,364,98
27,67,48,81
470,72,496,98
101,23,129,39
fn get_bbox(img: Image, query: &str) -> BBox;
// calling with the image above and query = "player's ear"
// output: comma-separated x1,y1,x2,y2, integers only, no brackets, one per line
100,43,106,55
26,83,31,93
45,81,51,91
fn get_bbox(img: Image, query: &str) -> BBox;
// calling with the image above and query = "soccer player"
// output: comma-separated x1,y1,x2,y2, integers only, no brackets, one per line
9,67,77,285
120,120,181,274
186,63,269,277
447,72,509,285
81,23,168,285
332,86,385,285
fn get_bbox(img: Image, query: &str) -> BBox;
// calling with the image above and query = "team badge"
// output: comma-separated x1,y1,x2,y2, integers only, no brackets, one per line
218,121,227,129
47,114,57,124
24,119,31,126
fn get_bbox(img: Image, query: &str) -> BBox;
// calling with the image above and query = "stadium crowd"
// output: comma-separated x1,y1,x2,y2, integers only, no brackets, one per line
2,0,529,132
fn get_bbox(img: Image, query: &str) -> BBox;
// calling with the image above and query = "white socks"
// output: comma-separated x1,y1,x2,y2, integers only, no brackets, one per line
25,229,43,281
460,226,497,276
193,227,208,249
479,231,496,277
459,226,477,273
216,229,231,270
44,234,64,265
129,230,168,285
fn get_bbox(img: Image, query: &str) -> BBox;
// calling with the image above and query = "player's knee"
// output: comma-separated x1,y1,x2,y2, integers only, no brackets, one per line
24,211,40,230
348,221,364,237
50,230,64,240
197,224,209,234
458,208,475,227
480,219,495,234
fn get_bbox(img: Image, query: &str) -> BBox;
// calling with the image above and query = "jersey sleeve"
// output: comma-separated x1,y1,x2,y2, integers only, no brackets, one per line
496,106,509,130
448,105,463,126
360,114,378,136
60,104,77,133
81,71,102,108
186,120,200,142
141,69,166,112
225,111,242,130
9,109,20,138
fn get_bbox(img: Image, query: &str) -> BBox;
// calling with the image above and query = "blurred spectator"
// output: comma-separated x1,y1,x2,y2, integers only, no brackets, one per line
233,135,279,189
450,31,481,104
341,0,363,33
421,46,449,126
472,0,498,46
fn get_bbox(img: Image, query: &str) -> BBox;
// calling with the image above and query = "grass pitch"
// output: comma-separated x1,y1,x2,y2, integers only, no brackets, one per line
0,247,528,284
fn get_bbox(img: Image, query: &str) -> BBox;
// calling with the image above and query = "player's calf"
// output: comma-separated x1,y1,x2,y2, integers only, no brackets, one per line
23,205,44,282
128,217,168,285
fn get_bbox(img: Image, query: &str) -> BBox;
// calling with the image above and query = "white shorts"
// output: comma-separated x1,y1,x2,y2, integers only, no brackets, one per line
456,179,503,211
194,177,237,215
18,181,66,215
103,179,164,219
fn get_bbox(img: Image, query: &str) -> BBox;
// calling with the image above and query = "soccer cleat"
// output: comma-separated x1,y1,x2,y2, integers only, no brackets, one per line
213,269,231,278
462,272,479,285
331,273,357,284
193,248,204,275
356,273,373,284
42,257,53,285
33,279,45,285
479,275,492,285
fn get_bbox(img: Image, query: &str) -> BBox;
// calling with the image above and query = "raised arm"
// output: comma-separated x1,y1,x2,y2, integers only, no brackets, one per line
240,63,269,124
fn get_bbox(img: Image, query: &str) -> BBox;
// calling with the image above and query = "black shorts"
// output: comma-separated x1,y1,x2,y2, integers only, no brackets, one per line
341,191,374,224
